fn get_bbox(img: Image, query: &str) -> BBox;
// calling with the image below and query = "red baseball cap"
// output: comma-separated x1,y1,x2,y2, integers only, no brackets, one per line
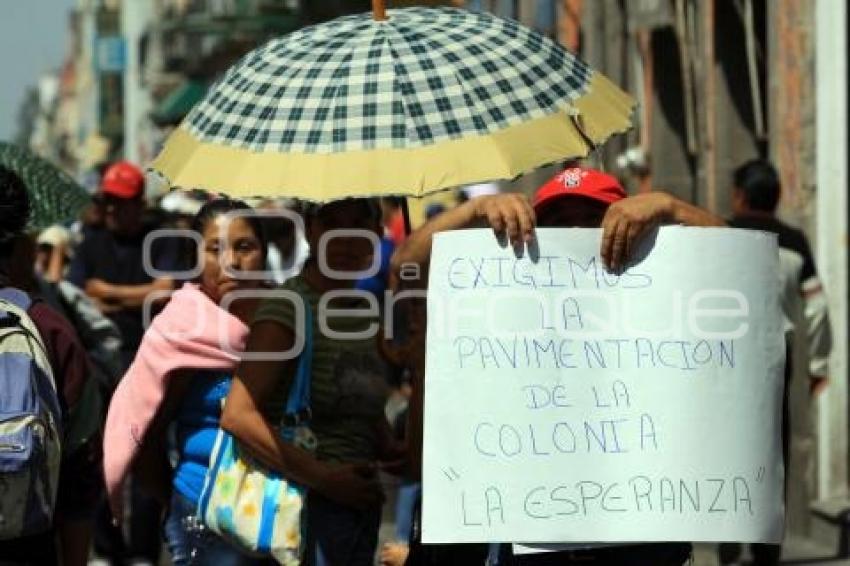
100,161,145,199
533,167,626,214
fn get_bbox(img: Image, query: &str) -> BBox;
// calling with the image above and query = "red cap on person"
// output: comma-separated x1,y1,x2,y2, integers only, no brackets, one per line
532,167,626,213
100,161,145,199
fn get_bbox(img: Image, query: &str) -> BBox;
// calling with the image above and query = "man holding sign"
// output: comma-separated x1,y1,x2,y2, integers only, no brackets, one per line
392,168,784,566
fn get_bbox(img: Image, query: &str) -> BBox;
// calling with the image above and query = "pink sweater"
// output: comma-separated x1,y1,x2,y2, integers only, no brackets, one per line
102,283,249,518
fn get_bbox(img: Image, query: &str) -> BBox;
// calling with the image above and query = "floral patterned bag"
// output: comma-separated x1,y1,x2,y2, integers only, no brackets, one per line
197,305,314,564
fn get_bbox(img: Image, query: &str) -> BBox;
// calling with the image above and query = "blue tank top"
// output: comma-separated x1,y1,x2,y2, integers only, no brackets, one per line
172,371,231,504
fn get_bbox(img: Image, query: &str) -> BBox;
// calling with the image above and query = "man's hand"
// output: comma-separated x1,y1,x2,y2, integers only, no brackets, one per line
390,193,536,288
601,192,725,270
601,192,673,271
85,277,174,309
471,193,536,249
380,542,410,566
151,277,175,293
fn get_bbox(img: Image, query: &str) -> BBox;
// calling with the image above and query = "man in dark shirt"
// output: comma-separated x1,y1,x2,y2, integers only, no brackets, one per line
721,159,832,566
68,161,178,369
728,159,832,388
67,160,178,566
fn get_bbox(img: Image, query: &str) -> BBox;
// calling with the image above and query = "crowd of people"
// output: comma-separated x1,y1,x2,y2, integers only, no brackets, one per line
0,156,830,566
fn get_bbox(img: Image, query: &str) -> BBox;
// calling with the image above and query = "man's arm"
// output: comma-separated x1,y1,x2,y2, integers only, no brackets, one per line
390,194,535,287
798,237,833,394
84,277,173,309
221,320,384,510
601,191,726,270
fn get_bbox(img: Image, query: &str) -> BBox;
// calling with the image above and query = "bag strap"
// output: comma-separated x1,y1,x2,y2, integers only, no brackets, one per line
0,287,43,350
0,286,33,315
283,294,313,420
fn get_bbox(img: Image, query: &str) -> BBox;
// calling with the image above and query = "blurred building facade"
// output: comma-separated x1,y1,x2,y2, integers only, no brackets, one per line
22,0,303,188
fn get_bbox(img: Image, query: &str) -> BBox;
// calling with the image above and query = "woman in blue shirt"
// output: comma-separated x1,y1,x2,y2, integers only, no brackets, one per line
159,198,275,566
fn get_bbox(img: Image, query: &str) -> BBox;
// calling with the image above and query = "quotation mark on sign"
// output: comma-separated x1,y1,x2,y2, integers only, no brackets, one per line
756,467,766,483
443,467,461,481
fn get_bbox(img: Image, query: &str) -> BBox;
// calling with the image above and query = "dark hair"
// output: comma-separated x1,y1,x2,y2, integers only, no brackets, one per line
0,165,30,258
733,159,781,212
186,197,268,274
302,198,382,222
381,196,404,209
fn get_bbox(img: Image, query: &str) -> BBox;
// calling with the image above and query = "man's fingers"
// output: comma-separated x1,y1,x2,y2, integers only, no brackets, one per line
608,219,629,271
600,214,621,269
476,194,536,248
624,222,642,265
486,207,505,235
502,204,521,246
501,196,536,249
514,199,536,242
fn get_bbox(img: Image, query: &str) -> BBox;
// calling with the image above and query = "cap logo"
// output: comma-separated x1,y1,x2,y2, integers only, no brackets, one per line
560,168,584,189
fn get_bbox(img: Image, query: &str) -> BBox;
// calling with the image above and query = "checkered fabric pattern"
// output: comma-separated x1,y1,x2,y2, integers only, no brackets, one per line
0,142,91,231
185,7,593,154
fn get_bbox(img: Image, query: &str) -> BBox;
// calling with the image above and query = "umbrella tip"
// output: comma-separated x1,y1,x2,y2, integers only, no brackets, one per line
372,0,387,21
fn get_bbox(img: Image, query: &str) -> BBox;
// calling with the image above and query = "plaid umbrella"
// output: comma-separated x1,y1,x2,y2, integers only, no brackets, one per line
0,142,90,231
151,6,634,201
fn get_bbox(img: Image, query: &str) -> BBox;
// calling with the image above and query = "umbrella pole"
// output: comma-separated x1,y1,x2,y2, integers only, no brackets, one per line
402,197,412,235
373,0,387,21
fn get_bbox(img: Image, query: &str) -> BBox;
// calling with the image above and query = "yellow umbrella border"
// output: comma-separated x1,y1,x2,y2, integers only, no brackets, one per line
150,72,635,203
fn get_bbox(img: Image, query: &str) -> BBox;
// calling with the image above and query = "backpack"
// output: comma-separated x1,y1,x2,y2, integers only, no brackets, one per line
0,288,62,539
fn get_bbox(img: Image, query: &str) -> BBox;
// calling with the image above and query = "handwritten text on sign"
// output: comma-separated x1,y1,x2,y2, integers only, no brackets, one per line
422,227,785,543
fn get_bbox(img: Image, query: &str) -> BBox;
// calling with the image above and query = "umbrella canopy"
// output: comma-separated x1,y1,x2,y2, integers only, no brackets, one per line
151,6,634,201
0,142,91,231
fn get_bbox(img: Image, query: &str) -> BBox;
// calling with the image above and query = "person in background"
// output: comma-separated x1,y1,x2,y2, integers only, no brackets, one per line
374,201,434,566
0,165,102,566
391,166,725,565
358,198,398,304
32,223,125,396
730,159,832,394
221,198,400,566
158,189,209,231
103,198,276,565
68,160,179,369
382,197,408,247
719,159,833,566
378,398,419,566
260,198,309,285
68,160,180,566
31,222,123,388
34,224,73,283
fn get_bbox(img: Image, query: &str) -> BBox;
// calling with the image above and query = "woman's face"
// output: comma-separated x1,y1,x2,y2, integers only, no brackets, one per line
306,200,380,277
199,215,265,305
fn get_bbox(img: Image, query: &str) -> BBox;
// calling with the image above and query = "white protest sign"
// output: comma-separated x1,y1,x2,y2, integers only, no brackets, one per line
422,227,785,544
